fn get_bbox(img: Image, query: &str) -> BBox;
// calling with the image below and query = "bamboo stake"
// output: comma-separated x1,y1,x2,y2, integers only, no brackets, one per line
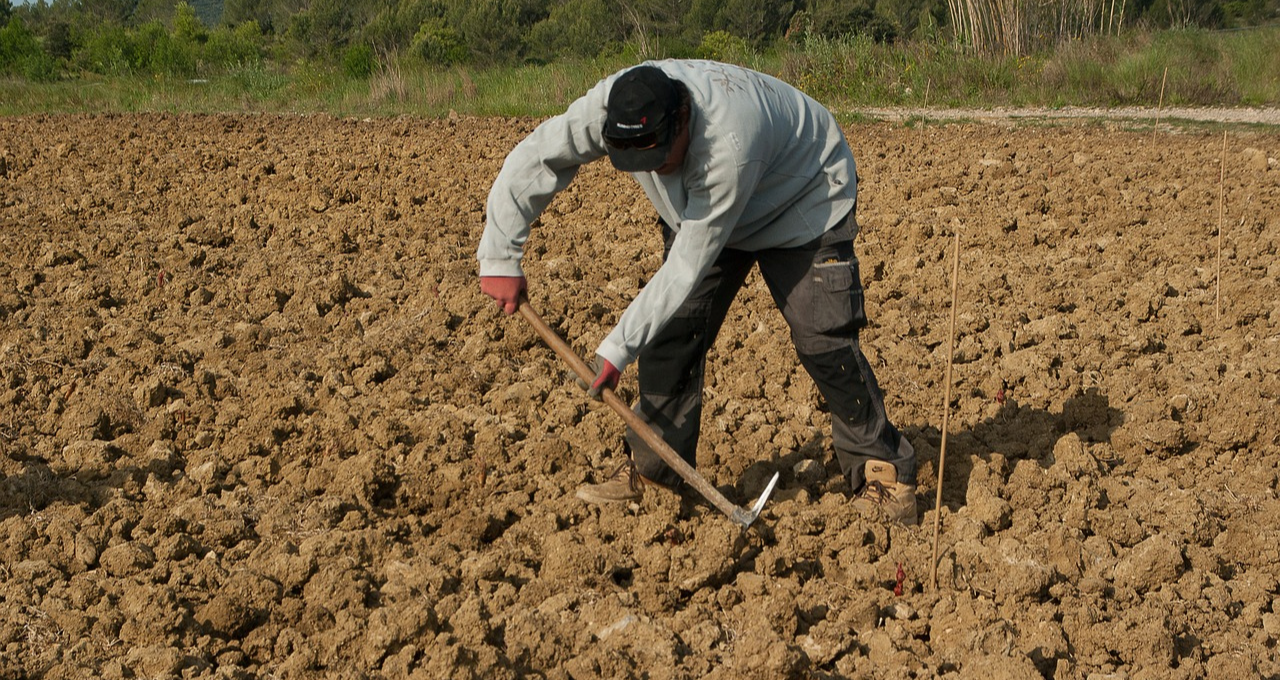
930,227,962,591
1153,66,1168,141
1216,130,1226,322
922,79,931,133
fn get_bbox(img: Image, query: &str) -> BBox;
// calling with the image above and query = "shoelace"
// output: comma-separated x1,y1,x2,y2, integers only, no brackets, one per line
607,459,643,494
857,479,892,505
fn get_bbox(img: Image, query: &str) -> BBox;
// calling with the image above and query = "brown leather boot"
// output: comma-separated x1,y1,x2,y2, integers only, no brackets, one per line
576,459,647,504
852,460,918,525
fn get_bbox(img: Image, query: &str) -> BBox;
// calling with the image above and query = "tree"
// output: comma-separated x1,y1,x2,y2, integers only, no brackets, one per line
1141,0,1226,27
720,0,793,45
286,0,356,57
46,20,74,60
448,0,548,63
796,0,899,41
363,0,446,54
76,0,138,26
133,0,177,25
684,0,794,46
617,0,699,55
877,0,945,37
0,16,38,71
686,0,723,38
203,19,264,66
527,0,626,60
223,0,276,33
1220,0,1279,26
0,16,58,80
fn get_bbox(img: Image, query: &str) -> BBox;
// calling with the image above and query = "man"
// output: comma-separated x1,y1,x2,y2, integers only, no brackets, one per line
478,60,918,524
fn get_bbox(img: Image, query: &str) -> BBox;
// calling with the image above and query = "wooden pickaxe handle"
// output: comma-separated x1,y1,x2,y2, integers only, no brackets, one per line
517,298,776,528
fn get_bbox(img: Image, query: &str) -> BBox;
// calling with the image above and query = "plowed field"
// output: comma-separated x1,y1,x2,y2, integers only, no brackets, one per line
1,113,1277,679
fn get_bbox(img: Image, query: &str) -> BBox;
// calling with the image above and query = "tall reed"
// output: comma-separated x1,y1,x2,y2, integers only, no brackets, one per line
947,0,1126,55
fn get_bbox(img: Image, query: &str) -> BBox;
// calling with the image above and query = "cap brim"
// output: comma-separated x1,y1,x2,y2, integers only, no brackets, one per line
606,143,672,173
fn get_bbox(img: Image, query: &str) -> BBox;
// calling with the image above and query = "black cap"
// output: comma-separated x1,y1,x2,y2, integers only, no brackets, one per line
603,65,680,172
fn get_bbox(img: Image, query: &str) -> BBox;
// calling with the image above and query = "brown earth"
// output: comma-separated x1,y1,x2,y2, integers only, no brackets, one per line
0,112,1277,680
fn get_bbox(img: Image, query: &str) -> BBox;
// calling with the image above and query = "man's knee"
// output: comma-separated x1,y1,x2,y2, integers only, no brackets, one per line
798,346,875,425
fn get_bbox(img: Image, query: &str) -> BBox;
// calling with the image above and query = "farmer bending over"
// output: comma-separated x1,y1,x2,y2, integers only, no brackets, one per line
478,60,918,524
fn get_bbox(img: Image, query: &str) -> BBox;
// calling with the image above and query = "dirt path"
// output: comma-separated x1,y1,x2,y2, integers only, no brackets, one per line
853,105,1280,126
0,113,1277,679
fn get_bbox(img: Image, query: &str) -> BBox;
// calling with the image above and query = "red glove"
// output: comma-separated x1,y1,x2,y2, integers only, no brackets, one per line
587,356,620,400
480,275,527,315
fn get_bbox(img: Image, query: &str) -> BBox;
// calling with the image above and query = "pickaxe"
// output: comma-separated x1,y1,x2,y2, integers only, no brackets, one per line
518,299,779,529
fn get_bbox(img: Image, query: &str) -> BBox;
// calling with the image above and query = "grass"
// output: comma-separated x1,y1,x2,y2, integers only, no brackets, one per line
1,26,1277,118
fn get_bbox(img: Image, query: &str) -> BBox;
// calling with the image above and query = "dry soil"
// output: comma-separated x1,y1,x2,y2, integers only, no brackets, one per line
0,113,1278,679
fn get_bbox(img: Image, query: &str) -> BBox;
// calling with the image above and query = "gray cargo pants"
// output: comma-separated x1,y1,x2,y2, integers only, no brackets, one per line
627,212,916,491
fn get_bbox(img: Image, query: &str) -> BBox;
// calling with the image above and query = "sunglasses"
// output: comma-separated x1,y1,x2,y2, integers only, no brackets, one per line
606,132,663,150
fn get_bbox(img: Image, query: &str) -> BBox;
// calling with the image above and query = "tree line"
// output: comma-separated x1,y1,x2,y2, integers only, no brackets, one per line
1,0,1276,81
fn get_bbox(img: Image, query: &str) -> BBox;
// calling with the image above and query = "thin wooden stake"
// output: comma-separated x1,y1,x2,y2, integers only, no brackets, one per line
930,227,961,592
1152,66,1168,142
1216,130,1226,322
922,78,931,132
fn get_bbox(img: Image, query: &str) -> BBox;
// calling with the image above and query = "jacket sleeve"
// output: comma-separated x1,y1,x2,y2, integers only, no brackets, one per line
478,83,611,277
596,150,768,370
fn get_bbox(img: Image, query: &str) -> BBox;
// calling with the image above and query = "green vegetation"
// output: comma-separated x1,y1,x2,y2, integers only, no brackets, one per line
0,0,1277,116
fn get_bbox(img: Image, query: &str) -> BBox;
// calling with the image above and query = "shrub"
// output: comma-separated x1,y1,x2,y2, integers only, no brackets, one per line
138,20,197,77
46,22,73,61
797,0,899,42
71,19,200,78
0,18,57,82
343,43,375,78
203,21,264,68
363,0,442,54
75,25,132,76
173,2,206,45
0,17,39,74
697,30,750,62
411,18,467,65
21,50,59,82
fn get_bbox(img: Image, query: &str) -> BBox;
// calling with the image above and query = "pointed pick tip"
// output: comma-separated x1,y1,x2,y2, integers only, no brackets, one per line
732,471,782,528
752,471,781,513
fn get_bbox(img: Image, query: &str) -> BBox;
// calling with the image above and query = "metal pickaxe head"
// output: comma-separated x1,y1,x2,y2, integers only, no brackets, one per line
729,471,780,529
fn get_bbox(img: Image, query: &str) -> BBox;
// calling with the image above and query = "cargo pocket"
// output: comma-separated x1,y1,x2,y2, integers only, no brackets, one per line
811,256,867,338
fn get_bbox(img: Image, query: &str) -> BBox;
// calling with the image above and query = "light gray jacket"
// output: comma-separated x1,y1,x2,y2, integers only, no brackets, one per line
479,59,857,370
